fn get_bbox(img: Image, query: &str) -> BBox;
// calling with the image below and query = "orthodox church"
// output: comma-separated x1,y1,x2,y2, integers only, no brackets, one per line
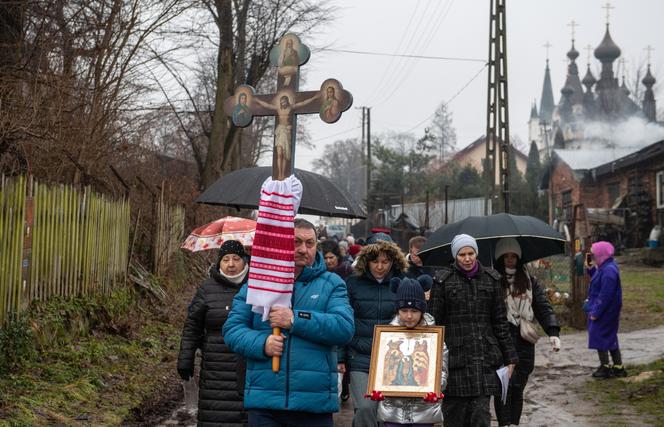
528,23,659,155
532,21,664,246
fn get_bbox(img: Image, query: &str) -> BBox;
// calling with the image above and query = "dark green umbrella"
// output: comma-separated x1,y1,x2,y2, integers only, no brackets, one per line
418,213,567,266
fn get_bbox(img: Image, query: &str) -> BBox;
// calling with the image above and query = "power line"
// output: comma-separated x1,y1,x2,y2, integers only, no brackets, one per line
319,48,484,63
371,0,457,107
367,0,444,105
404,62,488,134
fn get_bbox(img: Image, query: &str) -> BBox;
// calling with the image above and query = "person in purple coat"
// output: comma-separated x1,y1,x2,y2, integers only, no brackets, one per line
584,241,627,378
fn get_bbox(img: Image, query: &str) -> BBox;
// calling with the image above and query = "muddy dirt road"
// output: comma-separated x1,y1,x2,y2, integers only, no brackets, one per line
159,326,664,426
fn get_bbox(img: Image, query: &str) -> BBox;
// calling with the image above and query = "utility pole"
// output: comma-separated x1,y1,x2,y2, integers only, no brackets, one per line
485,0,511,214
361,107,373,238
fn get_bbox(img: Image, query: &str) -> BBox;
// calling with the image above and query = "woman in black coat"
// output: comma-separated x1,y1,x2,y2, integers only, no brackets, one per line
177,240,249,427
493,237,561,427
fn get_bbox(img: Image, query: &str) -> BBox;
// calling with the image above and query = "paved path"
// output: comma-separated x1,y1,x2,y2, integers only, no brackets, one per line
160,326,664,426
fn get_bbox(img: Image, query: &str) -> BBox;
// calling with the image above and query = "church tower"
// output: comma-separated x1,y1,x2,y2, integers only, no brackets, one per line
642,64,657,122
528,101,540,145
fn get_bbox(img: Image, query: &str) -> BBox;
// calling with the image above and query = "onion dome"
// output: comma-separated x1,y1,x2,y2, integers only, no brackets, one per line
642,65,656,88
594,26,621,62
561,84,573,98
582,65,597,87
620,76,630,96
567,43,579,62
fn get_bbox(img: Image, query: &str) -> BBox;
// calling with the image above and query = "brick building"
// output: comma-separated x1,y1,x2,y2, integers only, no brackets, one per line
544,139,664,246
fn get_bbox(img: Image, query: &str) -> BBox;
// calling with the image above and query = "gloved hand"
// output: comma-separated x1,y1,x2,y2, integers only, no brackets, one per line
550,336,561,352
422,392,445,403
364,390,384,401
178,367,193,381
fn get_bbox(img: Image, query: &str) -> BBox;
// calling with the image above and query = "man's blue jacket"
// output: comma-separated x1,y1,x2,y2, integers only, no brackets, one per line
222,252,354,413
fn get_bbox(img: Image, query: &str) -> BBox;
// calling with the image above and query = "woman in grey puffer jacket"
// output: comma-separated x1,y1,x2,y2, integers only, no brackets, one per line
377,276,449,427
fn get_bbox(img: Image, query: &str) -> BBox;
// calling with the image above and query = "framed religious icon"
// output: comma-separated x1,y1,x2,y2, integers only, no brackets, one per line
367,325,445,397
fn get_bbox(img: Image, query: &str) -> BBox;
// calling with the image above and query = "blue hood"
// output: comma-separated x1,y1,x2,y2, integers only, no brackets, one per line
297,251,327,283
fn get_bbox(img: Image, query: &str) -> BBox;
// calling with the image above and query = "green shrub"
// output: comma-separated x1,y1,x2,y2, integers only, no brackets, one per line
0,316,37,375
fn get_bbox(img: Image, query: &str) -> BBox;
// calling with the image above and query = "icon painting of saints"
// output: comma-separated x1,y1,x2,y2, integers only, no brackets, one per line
270,35,311,87
383,339,404,385
412,340,430,386
320,84,341,123
232,91,252,127
392,355,417,386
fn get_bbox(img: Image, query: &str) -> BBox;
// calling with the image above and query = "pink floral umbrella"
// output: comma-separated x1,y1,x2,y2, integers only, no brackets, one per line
181,216,256,252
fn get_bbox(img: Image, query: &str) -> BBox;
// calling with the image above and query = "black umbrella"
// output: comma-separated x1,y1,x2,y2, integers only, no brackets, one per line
196,167,366,219
418,213,566,266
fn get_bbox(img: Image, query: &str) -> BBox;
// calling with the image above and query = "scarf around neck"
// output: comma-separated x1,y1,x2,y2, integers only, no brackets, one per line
458,261,479,279
219,263,249,285
504,267,534,326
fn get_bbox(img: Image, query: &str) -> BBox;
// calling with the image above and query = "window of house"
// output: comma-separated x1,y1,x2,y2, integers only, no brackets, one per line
562,190,572,221
607,182,620,206
657,171,664,209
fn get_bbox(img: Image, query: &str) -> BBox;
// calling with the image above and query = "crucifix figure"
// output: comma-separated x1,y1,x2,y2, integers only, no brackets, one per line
224,33,353,181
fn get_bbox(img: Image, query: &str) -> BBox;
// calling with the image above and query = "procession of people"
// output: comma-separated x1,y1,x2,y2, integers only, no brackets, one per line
177,215,627,427
174,30,629,427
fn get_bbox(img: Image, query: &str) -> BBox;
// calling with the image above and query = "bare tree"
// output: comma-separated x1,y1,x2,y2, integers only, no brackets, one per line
151,0,334,190
0,0,190,187
429,101,457,163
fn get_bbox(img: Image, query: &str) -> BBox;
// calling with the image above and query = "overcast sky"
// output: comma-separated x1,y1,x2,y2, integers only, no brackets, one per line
280,0,663,170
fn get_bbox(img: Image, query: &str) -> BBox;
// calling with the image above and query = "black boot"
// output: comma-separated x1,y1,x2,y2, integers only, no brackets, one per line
592,364,613,379
611,364,628,378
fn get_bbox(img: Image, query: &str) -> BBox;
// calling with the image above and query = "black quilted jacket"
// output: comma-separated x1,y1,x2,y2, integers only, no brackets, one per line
428,262,518,397
177,266,247,427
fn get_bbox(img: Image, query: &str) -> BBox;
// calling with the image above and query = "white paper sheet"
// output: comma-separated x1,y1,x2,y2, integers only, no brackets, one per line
496,365,510,404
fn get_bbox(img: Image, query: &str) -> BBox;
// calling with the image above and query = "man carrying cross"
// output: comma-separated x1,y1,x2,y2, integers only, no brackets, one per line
222,33,354,427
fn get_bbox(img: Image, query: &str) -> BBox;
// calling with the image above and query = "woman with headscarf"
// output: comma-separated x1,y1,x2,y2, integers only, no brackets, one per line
339,233,409,427
177,240,250,426
492,237,561,427
584,241,626,379
428,234,517,427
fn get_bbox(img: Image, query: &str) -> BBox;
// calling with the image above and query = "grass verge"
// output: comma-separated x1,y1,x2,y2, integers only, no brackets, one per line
532,256,664,333
0,255,198,426
579,358,664,426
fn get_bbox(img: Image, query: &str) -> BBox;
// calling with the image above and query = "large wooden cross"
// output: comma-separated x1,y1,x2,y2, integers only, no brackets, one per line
224,33,353,181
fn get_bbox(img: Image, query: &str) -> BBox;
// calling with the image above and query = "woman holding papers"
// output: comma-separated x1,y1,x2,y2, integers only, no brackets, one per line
493,237,561,427
428,234,517,427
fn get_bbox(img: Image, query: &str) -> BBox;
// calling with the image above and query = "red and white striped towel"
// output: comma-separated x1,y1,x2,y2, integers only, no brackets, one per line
247,175,303,321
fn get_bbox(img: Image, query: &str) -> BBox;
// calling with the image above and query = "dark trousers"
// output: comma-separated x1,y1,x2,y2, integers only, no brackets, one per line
248,409,333,427
442,396,490,427
494,365,530,426
494,383,526,426
598,348,622,365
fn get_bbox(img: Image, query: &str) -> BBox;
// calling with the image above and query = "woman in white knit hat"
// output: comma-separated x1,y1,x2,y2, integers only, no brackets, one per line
493,237,561,427
428,234,517,427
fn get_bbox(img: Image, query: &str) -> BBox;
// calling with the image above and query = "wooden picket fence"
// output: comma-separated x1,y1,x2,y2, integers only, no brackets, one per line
153,185,185,276
0,175,131,324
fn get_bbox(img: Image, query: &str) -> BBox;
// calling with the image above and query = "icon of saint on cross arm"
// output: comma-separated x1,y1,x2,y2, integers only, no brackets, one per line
232,91,252,127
